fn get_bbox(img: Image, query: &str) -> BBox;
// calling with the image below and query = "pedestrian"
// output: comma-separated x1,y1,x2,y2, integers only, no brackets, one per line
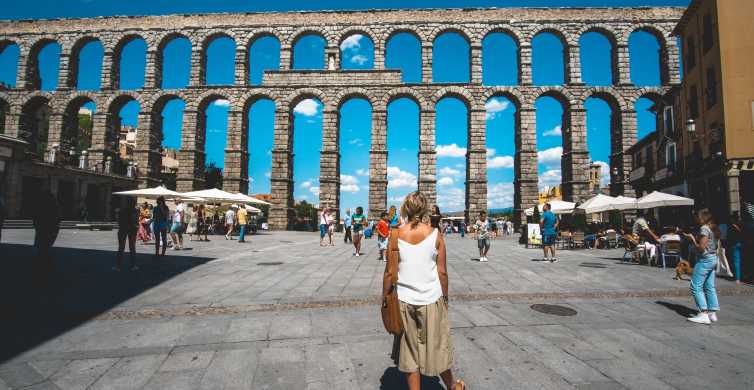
237,205,248,243
376,211,390,261
137,202,151,244
186,204,199,241
430,205,442,229
197,204,209,241
352,206,367,256
682,209,721,324
327,209,335,246
474,211,491,262
388,205,401,228
343,208,353,244
728,212,743,285
540,203,559,263
32,191,60,278
152,196,170,256
225,205,236,240
115,198,139,272
170,199,185,250
319,207,330,246
384,191,465,390
459,220,466,238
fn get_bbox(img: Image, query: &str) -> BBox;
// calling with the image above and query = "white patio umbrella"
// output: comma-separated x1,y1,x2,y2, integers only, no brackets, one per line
113,185,187,200
636,191,694,209
232,192,271,206
612,195,638,211
576,194,618,214
181,188,240,203
525,200,576,216
245,205,262,213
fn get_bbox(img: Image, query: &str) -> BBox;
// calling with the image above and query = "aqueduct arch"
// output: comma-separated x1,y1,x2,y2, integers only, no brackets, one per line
0,6,683,228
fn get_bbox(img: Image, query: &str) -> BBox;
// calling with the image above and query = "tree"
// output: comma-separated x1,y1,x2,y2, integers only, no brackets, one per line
205,162,223,189
531,203,541,223
293,200,318,231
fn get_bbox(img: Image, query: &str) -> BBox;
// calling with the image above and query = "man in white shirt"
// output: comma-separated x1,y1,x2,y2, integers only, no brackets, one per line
224,206,236,240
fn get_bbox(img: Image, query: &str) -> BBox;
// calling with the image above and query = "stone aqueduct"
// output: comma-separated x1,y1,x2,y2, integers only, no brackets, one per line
0,7,684,229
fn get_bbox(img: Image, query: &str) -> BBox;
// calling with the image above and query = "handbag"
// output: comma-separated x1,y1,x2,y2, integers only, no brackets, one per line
716,240,734,277
381,228,403,335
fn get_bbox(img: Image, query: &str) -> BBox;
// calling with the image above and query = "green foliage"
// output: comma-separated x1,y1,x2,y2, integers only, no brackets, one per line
573,212,588,232
294,200,318,230
608,210,622,229
76,113,93,152
532,203,541,223
204,162,223,189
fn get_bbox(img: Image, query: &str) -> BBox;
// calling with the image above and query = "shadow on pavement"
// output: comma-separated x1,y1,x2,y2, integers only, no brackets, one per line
655,300,696,318
0,243,214,364
379,367,444,390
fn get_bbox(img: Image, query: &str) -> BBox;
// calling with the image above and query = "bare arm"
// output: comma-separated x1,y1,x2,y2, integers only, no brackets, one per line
436,232,449,299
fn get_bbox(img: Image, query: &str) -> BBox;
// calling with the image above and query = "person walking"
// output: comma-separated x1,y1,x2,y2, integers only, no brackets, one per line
540,203,559,263
729,212,744,285
137,202,151,244
682,209,721,324
352,206,367,256
474,211,491,262
326,209,335,246
343,208,353,244
388,205,401,228
237,205,248,243
459,220,466,238
197,204,209,241
170,199,185,250
384,191,465,390
319,207,330,246
430,205,442,229
186,204,199,241
224,206,236,240
376,211,390,261
152,196,170,257
115,198,139,272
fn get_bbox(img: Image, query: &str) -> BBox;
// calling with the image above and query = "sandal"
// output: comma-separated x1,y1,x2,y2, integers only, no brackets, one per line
454,379,466,390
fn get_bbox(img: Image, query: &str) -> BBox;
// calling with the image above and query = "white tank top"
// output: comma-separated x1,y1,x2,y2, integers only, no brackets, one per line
396,229,443,306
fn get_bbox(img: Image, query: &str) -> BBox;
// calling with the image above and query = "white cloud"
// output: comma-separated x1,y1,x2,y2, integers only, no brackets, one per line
439,166,462,177
486,148,496,158
389,195,407,203
487,155,514,169
485,98,511,120
543,125,562,137
538,169,562,189
340,34,363,50
309,186,320,197
300,180,312,189
356,168,369,177
213,99,230,107
437,187,465,211
387,166,417,189
487,182,514,209
593,160,611,187
340,174,359,186
437,177,454,186
537,146,563,166
350,54,368,65
436,143,467,158
294,99,320,116
341,184,360,193
264,171,271,178
455,163,464,168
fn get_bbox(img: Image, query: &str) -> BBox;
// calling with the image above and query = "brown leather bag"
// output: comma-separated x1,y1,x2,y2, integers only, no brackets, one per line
381,228,403,335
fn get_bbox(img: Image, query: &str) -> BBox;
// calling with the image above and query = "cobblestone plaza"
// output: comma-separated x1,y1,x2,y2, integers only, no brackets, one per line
1,230,753,389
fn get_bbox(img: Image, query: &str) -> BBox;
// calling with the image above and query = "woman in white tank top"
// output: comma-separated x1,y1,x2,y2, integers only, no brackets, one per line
388,191,465,390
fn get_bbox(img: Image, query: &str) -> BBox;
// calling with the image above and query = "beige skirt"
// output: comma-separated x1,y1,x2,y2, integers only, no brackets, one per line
391,298,453,376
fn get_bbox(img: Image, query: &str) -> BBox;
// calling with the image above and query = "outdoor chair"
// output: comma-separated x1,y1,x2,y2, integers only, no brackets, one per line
605,231,618,249
571,231,586,249
660,240,682,269
622,234,643,263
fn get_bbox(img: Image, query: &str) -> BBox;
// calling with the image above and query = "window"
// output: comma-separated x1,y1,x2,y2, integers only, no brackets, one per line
663,106,674,135
686,36,696,71
666,142,677,171
703,13,714,52
706,67,717,108
689,85,699,119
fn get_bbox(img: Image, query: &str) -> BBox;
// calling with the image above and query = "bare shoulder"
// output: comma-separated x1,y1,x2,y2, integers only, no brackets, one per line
397,223,435,244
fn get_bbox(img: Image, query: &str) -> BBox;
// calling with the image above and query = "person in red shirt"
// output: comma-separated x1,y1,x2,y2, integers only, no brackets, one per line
376,212,390,261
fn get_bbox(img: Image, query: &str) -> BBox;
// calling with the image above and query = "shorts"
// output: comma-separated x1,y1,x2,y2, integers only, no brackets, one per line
319,224,327,238
543,234,556,246
377,236,388,250
477,237,490,250
353,228,363,238
170,222,183,234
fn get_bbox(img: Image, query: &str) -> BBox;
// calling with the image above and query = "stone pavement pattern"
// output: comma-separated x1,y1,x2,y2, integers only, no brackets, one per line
1,229,753,389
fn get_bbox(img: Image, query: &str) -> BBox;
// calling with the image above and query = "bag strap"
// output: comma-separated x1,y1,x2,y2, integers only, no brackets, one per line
387,228,400,285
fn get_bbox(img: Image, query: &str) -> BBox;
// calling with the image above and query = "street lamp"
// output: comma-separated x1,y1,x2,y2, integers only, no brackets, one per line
685,119,696,134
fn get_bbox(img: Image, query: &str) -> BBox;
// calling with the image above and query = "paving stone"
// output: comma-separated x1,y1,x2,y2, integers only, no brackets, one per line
50,358,118,390
88,355,166,390
159,351,214,372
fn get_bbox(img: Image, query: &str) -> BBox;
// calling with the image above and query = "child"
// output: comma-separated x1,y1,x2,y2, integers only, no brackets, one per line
376,212,390,261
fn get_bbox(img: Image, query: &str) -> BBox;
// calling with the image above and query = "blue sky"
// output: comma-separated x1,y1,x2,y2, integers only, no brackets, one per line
0,0,689,213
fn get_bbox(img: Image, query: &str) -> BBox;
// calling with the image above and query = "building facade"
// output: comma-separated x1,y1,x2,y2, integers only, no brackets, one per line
0,7,685,228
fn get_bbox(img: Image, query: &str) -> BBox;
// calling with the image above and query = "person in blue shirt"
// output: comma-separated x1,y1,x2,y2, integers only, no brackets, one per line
540,203,559,263
343,208,353,244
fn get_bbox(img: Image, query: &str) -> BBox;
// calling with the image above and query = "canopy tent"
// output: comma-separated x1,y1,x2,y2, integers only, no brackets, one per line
636,191,694,209
181,188,240,203
576,194,618,214
113,186,189,200
232,192,271,206
612,195,639,211
525,200,576,216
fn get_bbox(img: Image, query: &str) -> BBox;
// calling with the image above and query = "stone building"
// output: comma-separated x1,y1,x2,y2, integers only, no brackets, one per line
0,6,685,228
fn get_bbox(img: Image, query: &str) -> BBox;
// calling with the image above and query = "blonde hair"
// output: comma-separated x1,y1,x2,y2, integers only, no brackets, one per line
400,191,429,228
